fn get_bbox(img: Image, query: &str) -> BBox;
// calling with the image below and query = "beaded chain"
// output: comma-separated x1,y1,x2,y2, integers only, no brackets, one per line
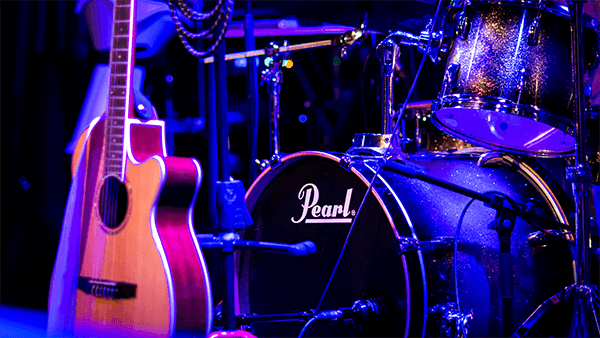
168,0,233,58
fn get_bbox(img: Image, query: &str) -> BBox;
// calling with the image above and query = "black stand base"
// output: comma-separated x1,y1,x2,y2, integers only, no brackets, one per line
513,284,600,337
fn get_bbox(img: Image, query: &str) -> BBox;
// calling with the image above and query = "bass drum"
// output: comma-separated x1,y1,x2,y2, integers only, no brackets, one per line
239,150,574,337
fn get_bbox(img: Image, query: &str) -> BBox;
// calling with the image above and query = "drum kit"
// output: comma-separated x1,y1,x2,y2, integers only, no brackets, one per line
180,0,600,337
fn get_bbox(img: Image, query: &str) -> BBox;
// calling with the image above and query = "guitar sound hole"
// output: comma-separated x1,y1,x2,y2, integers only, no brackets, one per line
98,176,129,230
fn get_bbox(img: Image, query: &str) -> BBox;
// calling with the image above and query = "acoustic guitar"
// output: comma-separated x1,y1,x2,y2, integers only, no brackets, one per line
70,0,211,335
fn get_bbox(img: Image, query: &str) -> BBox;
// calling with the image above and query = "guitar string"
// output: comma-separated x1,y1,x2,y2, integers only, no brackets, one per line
111,0,127,298
103,0,131,303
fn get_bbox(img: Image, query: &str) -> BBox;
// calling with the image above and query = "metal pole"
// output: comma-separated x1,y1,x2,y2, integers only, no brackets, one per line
376,38,401,134
214,17,236,330
245,0,259,183
568,0,591,287
567,1,594,336
268,71,282,158
215,40,231,181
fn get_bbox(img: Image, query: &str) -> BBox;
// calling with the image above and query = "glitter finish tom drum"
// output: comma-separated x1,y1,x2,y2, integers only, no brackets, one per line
431,0,600,157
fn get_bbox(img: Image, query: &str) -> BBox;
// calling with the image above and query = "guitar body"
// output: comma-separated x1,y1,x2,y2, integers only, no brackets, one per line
72,117,211,337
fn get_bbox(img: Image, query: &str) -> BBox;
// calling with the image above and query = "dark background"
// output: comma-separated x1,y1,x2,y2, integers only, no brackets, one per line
1,0,446,312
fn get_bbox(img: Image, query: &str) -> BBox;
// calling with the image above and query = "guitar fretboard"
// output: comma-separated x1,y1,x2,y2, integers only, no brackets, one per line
104,0,135,178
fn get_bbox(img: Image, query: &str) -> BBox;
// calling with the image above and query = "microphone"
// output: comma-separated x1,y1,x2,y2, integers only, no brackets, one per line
288,240,317,256
196,233,317,257
297,298,391,337
313,298,386,323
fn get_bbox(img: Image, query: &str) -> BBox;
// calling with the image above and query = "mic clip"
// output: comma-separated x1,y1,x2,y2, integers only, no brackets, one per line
334,14,369,59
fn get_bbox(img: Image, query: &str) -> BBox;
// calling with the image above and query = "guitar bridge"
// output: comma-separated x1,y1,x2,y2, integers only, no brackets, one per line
78,276,137,300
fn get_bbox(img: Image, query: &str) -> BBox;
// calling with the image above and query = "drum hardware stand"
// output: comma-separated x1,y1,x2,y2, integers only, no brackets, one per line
256,24,369,170
395,236,455,255
198,22,369,171
514,1,600,337
260,40,290,168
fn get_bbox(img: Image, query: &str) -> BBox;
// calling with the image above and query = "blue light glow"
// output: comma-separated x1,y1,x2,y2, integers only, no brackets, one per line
299,114,307,123
165,75,173,83
19,176,30,190
234,58,248,68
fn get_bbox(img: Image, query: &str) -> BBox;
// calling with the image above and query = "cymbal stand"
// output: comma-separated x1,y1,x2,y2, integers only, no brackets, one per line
227,24,366,170
514,0,600,336
260,41,290,167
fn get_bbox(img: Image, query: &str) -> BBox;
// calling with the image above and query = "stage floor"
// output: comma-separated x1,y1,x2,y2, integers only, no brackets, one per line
0,305,48,337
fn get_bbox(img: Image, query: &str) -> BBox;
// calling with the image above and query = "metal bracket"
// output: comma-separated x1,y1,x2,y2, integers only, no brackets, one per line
456,10,471,40
339,154,353,172
566,166,593,183
396,236,454,255
442,63,460,96
527,15,541,46
527,229,573,246
428,302,473,338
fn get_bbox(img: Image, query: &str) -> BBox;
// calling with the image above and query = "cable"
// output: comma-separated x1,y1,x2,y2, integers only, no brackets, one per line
312,0,445,334
454,197,476,315
298,317,317,338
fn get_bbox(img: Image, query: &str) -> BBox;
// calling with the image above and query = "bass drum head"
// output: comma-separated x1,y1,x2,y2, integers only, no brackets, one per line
240,151,415,337
240,151,574,337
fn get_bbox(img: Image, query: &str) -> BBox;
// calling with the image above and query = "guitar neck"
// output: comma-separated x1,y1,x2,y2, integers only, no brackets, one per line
105,0,137,179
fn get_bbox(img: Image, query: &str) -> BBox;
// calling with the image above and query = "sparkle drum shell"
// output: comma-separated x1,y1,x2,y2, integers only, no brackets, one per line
432,1,600,157
239,151,574,337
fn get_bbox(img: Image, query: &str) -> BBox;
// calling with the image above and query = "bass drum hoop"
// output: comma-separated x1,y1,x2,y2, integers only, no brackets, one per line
240,150,572,337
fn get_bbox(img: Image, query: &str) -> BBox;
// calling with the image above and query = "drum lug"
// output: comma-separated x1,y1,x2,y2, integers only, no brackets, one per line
449,0,466,10
396,236,454,255
442,63,460,97
340,154,353,172
516,68,528,106
427,302,473,338
269,153,282,170
527,16,541,46
455,10,471,40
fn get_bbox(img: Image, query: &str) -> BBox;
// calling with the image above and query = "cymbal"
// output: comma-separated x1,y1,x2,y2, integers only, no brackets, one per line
255,0,439,35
